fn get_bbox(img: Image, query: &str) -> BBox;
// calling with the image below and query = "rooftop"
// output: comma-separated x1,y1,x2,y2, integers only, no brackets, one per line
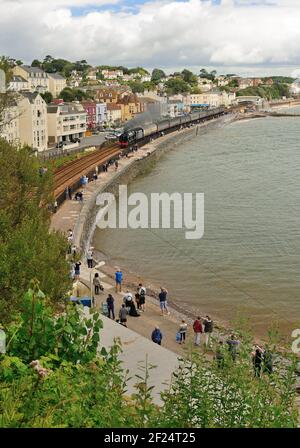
19,91,41,104
11,75,28,83
47,102,86,115
47,72,65,80
20,65,45,74
107,103,121,110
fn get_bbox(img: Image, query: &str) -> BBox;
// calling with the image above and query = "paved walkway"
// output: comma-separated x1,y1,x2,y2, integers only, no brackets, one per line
51,145,151,234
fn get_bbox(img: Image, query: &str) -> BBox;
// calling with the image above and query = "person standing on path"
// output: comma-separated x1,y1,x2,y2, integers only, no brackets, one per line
115,268,123,292
159,287,170,316
67,230,73,254
179,320,188,344
263,346,273,375
119,303,127,327
226,334,240,362
193,317,203,346
93,273,103,295
106,294,115,320
135,289,141,310
151,326,163,345
215,341,225,368
123,290,133,309
138,283,146,312
202,315,214,348
87,248,93,268
252,346,263,378
74,261,81,280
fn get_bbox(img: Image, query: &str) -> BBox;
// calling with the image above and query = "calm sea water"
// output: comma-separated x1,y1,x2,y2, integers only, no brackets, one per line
93,114,300,336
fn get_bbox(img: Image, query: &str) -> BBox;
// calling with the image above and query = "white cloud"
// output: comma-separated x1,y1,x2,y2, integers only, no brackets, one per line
1,0,300,73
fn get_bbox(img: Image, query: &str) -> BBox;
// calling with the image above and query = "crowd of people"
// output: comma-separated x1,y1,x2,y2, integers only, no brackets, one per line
64,203,273,380
101,269,274,377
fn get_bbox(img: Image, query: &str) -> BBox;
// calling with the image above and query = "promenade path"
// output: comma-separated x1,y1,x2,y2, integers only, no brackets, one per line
50,136,211,402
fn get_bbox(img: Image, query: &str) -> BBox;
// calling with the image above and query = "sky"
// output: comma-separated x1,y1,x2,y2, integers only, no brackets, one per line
1,0,300,76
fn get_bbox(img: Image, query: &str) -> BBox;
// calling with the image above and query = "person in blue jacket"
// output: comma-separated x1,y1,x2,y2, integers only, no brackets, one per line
151,326,163,345
115,268,123,292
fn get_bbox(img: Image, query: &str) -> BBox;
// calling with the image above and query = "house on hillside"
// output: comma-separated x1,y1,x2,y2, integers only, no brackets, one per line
13,65,49,93
290,79,300,95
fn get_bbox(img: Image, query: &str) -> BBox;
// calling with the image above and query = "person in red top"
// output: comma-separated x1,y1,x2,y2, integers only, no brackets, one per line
193,317,203,346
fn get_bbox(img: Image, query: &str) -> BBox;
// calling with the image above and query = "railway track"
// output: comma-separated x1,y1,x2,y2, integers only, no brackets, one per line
54,143,121,200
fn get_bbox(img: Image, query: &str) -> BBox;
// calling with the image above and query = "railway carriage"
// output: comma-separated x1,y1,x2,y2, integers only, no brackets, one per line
119,107,225,148
157,119,171,132
143,123,158,138
169,116,181,128
179,115,190,125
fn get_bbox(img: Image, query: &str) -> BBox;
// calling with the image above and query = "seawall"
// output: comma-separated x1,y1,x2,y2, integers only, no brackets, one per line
73,113,235,255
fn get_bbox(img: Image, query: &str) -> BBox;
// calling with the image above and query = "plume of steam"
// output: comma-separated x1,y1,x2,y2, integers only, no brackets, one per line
124,102,164,130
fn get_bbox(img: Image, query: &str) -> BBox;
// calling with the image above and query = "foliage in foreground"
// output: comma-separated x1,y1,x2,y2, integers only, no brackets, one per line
0,139,71,322
0,285,298,428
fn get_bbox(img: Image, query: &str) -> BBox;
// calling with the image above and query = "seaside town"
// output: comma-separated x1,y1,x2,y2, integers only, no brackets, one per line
1,0,300,435
1,56,300,153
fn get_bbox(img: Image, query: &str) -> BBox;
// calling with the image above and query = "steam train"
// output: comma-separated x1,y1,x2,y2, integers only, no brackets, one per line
119,107,226,148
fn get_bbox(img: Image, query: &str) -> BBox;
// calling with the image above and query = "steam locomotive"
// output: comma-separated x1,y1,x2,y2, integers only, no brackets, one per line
119,107,225,148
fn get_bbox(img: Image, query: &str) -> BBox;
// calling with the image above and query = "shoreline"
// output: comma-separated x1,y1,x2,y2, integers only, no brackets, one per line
87,112,278,345
54,110,294,353
90,110,296,346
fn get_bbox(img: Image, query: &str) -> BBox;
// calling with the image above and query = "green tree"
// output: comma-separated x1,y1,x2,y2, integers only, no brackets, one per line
128,67,149,76
181,69,198,86
128,81,145,94
165,78,191,94
200,68,217,81
31,59,41,68
41,91,53,104
151,68,166,84
0,140,71,321
59,88,74,102
0,56,13,83
228,79,239,88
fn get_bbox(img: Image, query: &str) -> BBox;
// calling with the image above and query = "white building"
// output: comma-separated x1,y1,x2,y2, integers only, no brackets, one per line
198,78,213,92
0,69,6,93
8,75,29,92
216,76,229,87
13,66,49,94
102,69,123,79
106,103,122,124
188,90,236,108
96,103,107,125
48,73,67,98
0,103,20,144
68,70,83,88
290,79,300,95
122,74,135,82
47,102,87,144
18,92,48,152
86,69,98,81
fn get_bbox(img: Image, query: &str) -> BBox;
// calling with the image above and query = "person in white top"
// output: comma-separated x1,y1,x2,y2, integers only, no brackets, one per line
123,291,133,308
138,283,146,312
178,319,188,344
87,248,93,268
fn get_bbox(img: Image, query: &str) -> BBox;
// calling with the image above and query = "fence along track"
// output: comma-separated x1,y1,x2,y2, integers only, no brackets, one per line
54,144,120,200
